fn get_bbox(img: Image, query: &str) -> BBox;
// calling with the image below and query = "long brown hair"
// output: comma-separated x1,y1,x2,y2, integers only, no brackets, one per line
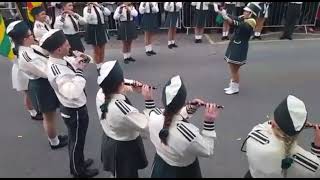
100,81,123,120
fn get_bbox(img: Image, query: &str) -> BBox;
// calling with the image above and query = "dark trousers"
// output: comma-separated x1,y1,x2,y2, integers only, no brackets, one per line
60,105,89,176
282,3,302,38
244,170,253,178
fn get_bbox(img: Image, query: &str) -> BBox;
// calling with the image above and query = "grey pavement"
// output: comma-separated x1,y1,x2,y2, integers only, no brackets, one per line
0,32,319,178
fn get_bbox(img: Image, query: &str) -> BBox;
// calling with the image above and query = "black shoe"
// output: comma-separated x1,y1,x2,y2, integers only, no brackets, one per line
280,36,287,40
171,43,178,48
252,36,262,40
84,159,94,169
287,36,292,40
73,168,99,178
195,39,201,43
128,57,136,62
221,36,229,40
124,58,130,64
149,50,156,55
31,113,43,121
50,135,68,150
168,44,173,49
146,51,153,56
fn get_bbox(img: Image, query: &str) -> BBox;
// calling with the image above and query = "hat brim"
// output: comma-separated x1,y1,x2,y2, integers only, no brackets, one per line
243,7,256,16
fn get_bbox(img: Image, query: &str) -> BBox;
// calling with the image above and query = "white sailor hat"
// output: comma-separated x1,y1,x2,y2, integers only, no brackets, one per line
162,75,187,109
97,60,124,88
39,29,67,52
6,20,29,40
274,95,308,136
243,2,262,17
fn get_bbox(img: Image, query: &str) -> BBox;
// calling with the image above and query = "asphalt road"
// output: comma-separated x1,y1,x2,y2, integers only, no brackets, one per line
0,33,319,178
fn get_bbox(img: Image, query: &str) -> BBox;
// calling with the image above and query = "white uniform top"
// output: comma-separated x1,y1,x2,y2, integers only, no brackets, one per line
113,4,138,22
47,56,86,108
164,2,183,12
83,3,111,25
290,2,303,4
191,2,212,10
96,89,149,141
139,2,159,14
244,121,320,178
225,2,236,5
18,45,48,80
33,18,52,42
144,100,216,167
54,13,86,35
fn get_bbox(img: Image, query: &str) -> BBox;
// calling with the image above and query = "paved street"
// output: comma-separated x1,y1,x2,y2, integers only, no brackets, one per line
0,32,320,177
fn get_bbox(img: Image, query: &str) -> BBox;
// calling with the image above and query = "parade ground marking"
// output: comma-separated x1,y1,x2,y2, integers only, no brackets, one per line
204,33,215,45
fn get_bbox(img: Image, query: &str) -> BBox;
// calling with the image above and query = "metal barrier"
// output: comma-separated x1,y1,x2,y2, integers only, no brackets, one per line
1,2,319,35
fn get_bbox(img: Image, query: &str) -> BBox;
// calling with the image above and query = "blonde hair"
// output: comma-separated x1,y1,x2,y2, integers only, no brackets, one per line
272,123,298,178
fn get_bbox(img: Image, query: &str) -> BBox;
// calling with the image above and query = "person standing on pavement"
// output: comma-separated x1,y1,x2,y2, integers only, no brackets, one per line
96,60,149,178
242,95,320,178
280,2,303,40
191,2,212,43
54,2,87,54
113,2,138,64
139,2,159,56
215,2,260,95
222,2,236,41
83,2,111,73
143,75,221,178
164,2,182,49
7,20,68,150
40,29,99,178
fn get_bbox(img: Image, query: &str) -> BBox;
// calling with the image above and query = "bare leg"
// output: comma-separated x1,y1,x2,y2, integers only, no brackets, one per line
228,63,241,83
43,111,57,139
23,91,33,111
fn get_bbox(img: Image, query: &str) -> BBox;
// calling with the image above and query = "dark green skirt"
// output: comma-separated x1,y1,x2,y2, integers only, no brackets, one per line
164,12,180,28
193,9,209,28
141,13,160,32
28,78,60,113
224,39,249,65
117,21,138,41
151,153,202,178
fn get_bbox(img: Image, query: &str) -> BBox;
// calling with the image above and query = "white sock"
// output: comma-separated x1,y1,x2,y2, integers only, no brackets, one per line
168,41,172,45
145,45,149,52
225,31,229,36
28,109,37,117
96,63,103,69
171,40,175,44
127,52,131,58
199,35,202,39
255,32,261,36
48,136,60,146
123,53,128,59
222,32,226,36
149,45,153,51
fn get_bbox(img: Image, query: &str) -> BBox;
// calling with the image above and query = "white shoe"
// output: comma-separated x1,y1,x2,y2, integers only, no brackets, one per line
225,82,239,95
224,80,232,91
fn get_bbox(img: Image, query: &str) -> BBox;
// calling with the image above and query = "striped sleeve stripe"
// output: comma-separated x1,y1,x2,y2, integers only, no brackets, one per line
177,127,192,142
203,122,215,131
248,131,269,144
115,100,130,115
51,65,60,76
178,123,196,139
22,52,32,62
177,124,196,142
145,100,155,108
155,108,162,114
293,154,318,172
311,143,320,156
53,65,61,74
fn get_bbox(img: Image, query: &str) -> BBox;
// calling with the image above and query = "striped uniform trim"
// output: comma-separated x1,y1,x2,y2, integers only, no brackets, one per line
292,153,319,172
203,121,215,131
115,100,131,115
177,123,196,142
50,64,61,76
248,130,269,145
311,143,320,158
22,51,32,62
150,108,162,116
75,69,84,78
145,100,156,109
224,56,247,65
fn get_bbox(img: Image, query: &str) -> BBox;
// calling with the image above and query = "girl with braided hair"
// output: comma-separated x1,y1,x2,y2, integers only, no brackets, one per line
143,75,222,178
242,95,320,178
96,60,149,178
